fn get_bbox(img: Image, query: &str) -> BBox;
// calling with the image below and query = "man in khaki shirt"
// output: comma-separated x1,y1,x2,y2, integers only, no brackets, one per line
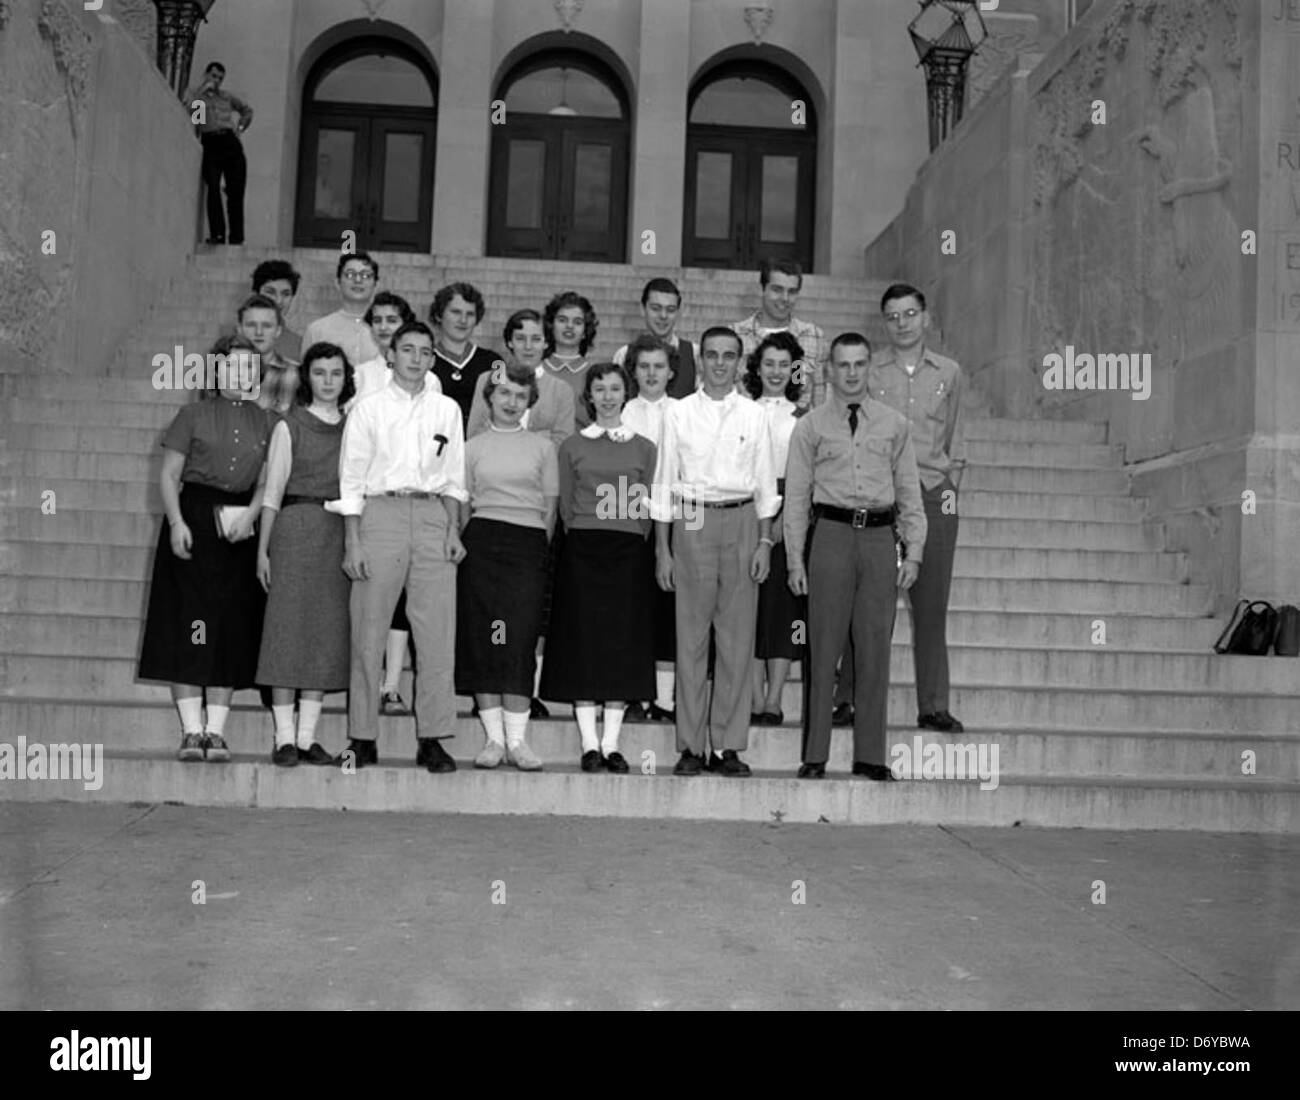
785,333,927,778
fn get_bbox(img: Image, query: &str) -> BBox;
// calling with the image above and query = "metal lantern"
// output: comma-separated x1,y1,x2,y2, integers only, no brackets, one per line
153,0,217,99
907,0,988,152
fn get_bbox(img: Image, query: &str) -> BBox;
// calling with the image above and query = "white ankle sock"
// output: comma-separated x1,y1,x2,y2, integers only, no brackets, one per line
655,669,675,710
271,704,296,747
204,703,230,736
601,705,624,754
575,705,599,752
503,709,529,748
382,630,408,694
176,696,203,735
479,706,506,746
533,653,544,697
296,699,323,749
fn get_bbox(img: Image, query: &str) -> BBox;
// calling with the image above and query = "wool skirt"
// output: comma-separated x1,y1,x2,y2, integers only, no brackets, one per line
755,540,807,659
455,517,548,697
255,499,350,691
138,483,266,688
540,528,655,702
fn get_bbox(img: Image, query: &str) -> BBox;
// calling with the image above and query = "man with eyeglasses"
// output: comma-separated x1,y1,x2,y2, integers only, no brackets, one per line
612,277,697,398
303,253,383,370
731,258,827,408
832,284,967,734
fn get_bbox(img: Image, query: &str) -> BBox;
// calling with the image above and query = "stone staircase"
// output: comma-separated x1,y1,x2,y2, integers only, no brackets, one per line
1,252,1297,831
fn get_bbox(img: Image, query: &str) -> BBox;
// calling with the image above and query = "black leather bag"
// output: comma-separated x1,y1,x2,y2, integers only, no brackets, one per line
1273,605,1300,657
1212,600,1278,656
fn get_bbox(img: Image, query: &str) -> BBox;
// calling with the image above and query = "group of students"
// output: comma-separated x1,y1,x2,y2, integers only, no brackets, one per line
138,252,966,779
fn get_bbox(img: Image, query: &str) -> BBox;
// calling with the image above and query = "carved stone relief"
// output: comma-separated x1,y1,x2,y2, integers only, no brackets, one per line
38,0,94,128
968,12,1040,109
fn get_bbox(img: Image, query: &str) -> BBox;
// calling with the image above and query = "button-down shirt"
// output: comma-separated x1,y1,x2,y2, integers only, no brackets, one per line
622,393,676,451
732,313,828,408
346,357,441,413
186,85,253,135
162,395,272,494
756,395,799,477
868,345,967,491
335,379,467,515
783,395,927,565
650,390,780,522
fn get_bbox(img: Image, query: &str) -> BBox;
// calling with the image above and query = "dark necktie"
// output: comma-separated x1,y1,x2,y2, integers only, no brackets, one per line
848,403,860,437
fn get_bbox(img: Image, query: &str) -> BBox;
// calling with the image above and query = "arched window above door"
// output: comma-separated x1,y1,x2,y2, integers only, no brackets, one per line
314,52,434,108
505,65,622,118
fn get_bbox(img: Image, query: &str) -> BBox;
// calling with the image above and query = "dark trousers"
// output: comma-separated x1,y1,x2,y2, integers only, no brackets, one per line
803,521,896,766
200,131,246,242
833,482,958,713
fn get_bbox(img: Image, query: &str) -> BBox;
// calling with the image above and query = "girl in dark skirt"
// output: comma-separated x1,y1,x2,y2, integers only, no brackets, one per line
138,334,273,762
254,342,354,766
540,363,657,772
744,332,807,725
456,356,559,772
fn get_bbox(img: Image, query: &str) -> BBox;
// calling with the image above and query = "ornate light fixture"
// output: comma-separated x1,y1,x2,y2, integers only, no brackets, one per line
554,0,584,34
547,67,578,116
907,0,988,152
743,0,775,45
152,0,217,99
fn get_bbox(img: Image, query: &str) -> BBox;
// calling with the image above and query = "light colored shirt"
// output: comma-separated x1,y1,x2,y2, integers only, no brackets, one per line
756,394,799,477
622,394,676,451
303,309,382,372
613,336,699,397
335,379,467,516
346,357,440,413
731,312,828,408
186,85,253,134
466,365,576,450
464,426,558,531
783,395,927,566
540,355,592,427
650,389,780,522
867,345,967,491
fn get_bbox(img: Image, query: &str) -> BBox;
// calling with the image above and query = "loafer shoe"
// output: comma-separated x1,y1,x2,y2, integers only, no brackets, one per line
272,742,299,767
718,750,751,777
177,733,205,763
673,750,703,776
797,762,826,779
297,743,334,765
379,691,410,716
759,710,784,726
508,740,544,771
603,751,630,774
831,703,855,727
203,735,231,762
336,738,378,768
918,711,964,733
474,740,507,769
624,701,646,722
852,762,897,782
581,749,604,772
417,737,457,773
646,703,675,722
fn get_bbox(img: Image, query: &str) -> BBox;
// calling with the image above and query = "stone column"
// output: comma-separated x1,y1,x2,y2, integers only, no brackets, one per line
431,0,495,257
629,0,689,268
1246,0,1300,599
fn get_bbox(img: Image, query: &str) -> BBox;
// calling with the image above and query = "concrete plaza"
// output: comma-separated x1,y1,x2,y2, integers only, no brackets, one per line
1,802,1295,1011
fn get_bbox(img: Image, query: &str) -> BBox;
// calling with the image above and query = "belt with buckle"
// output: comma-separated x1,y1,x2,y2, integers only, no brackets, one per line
698,497,754,510
281,494,329,508
371,490,434,501
815,503,896,528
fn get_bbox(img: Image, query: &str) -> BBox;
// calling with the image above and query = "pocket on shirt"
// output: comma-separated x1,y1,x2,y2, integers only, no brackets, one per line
863,437,894,459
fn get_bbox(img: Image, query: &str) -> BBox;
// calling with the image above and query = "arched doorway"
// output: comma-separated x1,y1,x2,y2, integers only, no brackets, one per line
295,38,437,251
684,60,816,270
487,48,630,262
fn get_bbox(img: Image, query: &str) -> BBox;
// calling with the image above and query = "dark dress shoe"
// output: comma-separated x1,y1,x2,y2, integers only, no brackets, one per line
204,236,226,245
297,743,333,766
832,703,854,727
336,739,378,768
705,751,724,773
718,750,751,777
624,701,646,722
646,703,675,722
673,750,703,776
603,751,629,774
380,691,410,716
759,709,784,726
529,697,550,719
797,762,826,779
749,711,765,726
852,762,897,781
272,743,299,767
581,749,604,773
918,710,964,733
417,737,457,773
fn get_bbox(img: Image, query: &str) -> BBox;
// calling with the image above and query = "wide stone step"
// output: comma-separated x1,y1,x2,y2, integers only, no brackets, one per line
958,490,1144,521
3,702,1297,784
0,747,1293,832
0,606,1223,658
